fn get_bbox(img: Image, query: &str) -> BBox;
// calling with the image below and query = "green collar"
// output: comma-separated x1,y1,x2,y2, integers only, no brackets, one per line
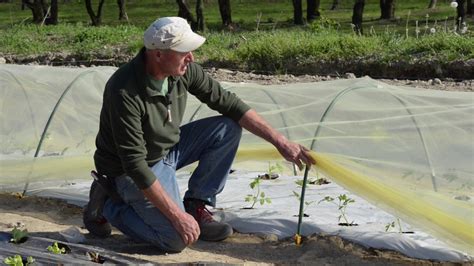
132,47,177,98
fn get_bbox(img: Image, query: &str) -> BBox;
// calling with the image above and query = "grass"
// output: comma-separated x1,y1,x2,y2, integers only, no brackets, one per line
0,0,472,77
0,0,469,31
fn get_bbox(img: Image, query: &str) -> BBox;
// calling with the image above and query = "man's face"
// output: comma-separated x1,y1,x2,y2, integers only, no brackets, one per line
158,50,194,76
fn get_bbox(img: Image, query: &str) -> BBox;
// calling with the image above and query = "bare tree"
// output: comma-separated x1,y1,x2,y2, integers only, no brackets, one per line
218,0,232,26
292,0,304,25
307,0,320,22
85,0,105,26
352,0,365,34
456,0,466,29
49,0,57,24
177,0,199,30
330,0,340,10
380,0,395,20
117,0,128,21
428,0,437,8
23,0,46,23
22,0,57,24
196,0,205,31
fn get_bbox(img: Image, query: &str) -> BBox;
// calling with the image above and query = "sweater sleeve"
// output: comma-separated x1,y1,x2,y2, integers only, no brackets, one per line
185,63,251,121
108,88,157,189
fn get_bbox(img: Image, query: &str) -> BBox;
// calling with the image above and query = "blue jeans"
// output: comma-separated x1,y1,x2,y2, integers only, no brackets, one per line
102,116,242,252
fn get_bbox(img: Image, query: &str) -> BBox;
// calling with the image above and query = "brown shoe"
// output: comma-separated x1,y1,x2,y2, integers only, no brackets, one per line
83,180,111,238
184,199,233,241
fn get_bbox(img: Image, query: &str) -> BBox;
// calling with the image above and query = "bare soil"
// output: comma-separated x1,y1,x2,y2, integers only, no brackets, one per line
0,193,469,265
206,68,473,92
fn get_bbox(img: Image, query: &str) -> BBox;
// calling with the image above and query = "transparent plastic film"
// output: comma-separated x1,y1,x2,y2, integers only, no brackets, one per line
0,64,472,255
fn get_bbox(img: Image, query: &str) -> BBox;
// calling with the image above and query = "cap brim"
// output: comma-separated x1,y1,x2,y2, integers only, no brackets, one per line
170,31,206,53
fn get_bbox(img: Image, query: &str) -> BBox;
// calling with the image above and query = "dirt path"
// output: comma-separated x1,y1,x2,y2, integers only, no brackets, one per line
206,68,473,92
0,193,460,265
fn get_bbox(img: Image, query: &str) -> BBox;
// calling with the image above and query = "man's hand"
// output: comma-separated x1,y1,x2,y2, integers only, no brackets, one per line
275,137,316,170
171,210,201,245
143,180,200,246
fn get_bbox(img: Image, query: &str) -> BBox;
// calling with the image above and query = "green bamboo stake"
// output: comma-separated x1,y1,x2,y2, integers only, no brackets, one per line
295,164,310,245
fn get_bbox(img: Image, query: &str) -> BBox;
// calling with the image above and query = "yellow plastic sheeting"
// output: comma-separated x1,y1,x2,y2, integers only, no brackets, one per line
1,64,473,255
0,156,93,184
312,152,473,256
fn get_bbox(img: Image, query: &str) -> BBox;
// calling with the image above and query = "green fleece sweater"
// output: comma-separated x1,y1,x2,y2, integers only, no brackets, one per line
94,48,251,189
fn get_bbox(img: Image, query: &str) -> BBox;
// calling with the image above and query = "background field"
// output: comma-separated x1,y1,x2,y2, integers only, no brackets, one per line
0,0,473,78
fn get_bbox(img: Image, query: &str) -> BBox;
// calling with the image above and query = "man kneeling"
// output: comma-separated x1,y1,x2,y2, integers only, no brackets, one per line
83,17,315,252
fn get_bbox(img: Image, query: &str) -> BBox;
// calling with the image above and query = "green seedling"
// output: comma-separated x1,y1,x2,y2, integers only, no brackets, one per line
47,242,66,255
292,190,316,214
268,162,283,176
245,177,272,209
259,162,284,179
385,221,396,232
318,194,355,225
10,227,28,244
385,218,404,233
3,255,35,266
295,177,330,187
87,251,105,263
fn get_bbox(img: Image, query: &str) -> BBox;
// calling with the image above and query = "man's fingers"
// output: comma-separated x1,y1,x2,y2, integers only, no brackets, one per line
299,145,316,165
193,227,200,243
182,234,190,245
301,151,316,165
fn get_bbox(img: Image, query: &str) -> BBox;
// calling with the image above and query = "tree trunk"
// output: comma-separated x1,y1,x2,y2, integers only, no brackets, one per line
176,0,198,30
380,0,395,19
85,0,105,26
196,0,206,31
196,0,205,31
292,0,304,25
307,0,320,22
218,0,232,26
330,0,339,10
22,0,42,23
117,0,128,21
427,0,437,9
456,0,466,29
352,0,365,34
46,0,58,25
467,0,473,15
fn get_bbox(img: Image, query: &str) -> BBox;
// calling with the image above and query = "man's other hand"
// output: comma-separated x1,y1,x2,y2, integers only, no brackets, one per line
172,210,201,245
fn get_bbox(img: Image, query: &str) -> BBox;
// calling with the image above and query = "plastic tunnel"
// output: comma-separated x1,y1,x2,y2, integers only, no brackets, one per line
0,64,473,256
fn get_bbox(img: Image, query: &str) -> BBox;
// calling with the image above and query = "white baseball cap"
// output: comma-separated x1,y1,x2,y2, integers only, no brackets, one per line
143,17,206,52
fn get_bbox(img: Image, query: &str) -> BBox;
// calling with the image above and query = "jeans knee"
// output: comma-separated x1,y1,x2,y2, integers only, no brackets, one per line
220,116,242,138
150,232,186,253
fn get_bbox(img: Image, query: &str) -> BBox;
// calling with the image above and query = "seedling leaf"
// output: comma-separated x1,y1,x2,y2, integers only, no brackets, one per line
10,227,28,244
47,241,66,254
